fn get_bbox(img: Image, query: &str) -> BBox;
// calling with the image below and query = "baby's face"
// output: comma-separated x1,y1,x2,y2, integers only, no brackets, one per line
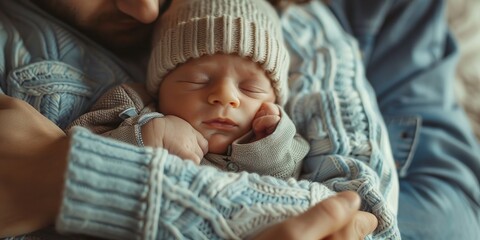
158,54,276,154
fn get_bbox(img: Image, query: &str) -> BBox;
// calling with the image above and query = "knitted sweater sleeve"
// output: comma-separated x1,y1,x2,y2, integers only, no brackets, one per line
281,2,399,239
57,127,335,240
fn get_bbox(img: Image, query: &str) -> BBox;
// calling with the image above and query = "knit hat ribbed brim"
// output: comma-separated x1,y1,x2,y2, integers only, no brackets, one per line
146,0,290,105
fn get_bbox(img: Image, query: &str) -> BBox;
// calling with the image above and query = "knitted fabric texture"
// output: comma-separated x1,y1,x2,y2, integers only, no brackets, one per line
58,127,334,240
146,0,290,105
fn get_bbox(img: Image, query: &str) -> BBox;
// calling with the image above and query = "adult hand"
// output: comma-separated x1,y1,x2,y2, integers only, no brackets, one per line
254,191,378,240
141,115,208,164
0,95,69,237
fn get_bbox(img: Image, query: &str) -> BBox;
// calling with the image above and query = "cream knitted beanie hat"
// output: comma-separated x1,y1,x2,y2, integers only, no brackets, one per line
146,0,290,105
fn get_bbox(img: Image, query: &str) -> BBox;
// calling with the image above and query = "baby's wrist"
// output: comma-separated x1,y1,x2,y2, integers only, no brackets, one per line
140,113,166,148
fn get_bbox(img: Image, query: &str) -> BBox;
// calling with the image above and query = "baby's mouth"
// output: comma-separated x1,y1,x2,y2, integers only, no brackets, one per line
203,118,238,131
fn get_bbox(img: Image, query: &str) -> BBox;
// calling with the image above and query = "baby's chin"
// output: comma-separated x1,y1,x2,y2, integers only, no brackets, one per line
206,134,235,155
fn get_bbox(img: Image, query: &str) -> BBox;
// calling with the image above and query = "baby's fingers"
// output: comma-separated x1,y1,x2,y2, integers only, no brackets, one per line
253,115,280,139
254,103,280,120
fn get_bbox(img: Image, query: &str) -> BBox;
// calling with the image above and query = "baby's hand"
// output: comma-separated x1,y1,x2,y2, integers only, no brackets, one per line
252,103,281,141
141,115,208,164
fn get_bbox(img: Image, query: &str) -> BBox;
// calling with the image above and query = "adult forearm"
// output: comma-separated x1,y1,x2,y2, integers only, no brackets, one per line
0,95,69,237
0,138,68,237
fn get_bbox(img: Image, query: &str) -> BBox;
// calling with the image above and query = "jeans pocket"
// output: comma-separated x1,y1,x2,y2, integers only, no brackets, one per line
6,61,100,129
384,115,422,177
